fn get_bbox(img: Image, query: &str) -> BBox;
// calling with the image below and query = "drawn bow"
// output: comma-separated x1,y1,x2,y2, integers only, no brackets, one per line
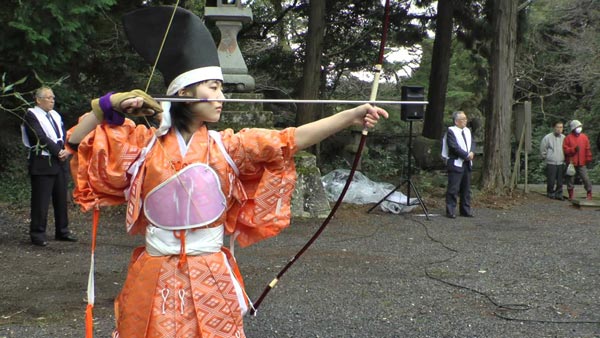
248,0,394,315
84,4,400,335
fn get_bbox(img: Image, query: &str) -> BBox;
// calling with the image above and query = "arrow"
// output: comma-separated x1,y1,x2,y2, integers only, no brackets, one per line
152,96,428,106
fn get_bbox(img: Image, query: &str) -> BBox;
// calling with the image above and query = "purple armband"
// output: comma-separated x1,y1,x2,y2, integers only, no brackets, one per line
99,92,125,126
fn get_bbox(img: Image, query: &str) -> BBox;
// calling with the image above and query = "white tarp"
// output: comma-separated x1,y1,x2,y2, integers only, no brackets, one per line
321,169,418,214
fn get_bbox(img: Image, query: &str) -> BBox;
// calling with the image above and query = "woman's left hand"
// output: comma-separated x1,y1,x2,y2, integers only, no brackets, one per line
353,104,389,129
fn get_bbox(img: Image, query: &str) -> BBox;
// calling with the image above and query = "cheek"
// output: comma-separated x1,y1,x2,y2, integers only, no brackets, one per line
206,92,221,99
189,102,210,113
194,88,216,100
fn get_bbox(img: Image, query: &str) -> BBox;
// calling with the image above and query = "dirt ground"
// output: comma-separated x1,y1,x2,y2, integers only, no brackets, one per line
1,185,600,338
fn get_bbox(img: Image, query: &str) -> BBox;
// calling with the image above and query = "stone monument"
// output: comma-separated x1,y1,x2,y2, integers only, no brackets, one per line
204,0,255,92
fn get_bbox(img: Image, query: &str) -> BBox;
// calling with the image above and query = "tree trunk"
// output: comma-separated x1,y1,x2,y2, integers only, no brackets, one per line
481,0,518,193
296,0,325,129
422,0,454,140
269,0,291,52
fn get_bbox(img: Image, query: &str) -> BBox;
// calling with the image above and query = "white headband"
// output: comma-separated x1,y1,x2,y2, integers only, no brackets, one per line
166,66,223,95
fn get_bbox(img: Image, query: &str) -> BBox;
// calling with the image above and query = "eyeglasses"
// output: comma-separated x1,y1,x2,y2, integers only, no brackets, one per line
38,96,55,100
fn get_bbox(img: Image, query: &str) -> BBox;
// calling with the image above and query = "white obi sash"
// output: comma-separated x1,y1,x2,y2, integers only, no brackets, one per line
143,163,227,230
145,224,224,256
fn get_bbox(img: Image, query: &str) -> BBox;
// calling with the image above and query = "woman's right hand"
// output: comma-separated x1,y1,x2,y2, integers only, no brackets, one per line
91,89,163,123
111,90,163,117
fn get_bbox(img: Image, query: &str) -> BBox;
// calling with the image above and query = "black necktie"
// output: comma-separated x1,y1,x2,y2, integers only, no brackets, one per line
46,113,63,147
462,130,471,167
46,113,60,135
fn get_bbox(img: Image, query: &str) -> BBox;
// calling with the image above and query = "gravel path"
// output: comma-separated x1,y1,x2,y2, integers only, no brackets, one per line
1,190,599,338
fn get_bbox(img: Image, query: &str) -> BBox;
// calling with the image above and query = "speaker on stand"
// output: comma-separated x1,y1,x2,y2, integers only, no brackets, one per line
368,85,429,218
400,86,425,121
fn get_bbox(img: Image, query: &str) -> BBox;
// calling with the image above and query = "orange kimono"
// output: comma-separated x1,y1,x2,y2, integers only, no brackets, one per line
68,119,297,337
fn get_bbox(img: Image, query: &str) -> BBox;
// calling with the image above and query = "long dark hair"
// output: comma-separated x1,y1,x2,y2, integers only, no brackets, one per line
170,101,195,133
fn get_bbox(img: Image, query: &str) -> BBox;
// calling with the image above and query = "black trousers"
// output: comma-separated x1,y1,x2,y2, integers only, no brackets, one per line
546,163,564,197
30,170,69,241
446,163,472,216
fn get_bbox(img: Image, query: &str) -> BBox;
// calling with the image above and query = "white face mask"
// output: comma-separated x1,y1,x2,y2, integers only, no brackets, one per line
575,127,582,134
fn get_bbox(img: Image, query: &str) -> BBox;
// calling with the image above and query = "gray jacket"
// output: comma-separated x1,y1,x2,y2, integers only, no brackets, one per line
540,132,565,165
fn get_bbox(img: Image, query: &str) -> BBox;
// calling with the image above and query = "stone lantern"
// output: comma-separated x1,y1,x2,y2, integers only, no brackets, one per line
205,0,255,92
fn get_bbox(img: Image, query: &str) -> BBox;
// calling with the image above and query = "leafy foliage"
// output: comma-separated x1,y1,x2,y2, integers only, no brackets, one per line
515,0,600,133
1,0,598,195
2,0,117,75
242,1,431,101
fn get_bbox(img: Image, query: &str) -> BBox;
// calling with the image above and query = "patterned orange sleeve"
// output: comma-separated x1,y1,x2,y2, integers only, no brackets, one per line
221,127,299,247
67,118,154,212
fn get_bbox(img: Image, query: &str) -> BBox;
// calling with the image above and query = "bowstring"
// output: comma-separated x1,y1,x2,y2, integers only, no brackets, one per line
137,2,213,229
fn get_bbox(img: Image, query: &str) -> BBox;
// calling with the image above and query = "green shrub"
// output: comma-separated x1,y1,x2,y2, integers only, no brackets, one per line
0,136,30,205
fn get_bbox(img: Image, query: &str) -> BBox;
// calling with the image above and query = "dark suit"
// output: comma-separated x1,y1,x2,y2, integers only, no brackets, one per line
445,127,475,216
24,109,70,242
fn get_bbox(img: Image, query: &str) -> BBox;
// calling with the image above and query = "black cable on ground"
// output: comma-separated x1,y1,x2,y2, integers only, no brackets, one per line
409,216,600,325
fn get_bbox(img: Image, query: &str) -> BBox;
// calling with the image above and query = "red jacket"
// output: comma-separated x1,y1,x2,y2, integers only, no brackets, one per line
563,132,592,166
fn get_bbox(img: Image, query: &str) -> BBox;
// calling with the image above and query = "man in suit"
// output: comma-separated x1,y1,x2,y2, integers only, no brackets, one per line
442,111,475,218
23,87,76,246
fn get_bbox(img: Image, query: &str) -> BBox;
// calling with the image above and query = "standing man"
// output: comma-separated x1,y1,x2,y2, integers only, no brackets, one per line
563,119,593,200
443,111,475,218
22,87,76,246
540,121,566,200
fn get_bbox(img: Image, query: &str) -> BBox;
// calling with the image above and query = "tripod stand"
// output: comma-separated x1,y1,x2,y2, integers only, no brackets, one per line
368,120,430,219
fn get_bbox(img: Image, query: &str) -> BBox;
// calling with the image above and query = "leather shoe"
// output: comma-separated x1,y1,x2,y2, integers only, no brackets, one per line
55,234,78,242
460,213,474,217
446,213,456,219
32,239,48,247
